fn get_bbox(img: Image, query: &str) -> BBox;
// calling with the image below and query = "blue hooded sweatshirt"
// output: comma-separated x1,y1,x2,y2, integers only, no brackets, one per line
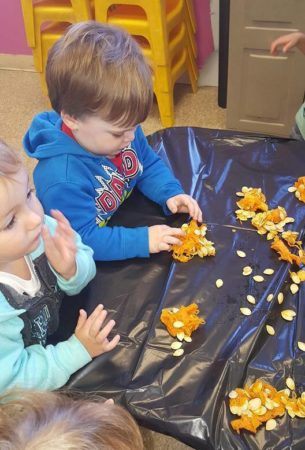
24,111,184,261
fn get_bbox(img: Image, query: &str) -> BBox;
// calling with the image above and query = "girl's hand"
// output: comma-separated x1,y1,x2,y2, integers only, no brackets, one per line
166,194,203,222
42,209,77,280
75,304,120,358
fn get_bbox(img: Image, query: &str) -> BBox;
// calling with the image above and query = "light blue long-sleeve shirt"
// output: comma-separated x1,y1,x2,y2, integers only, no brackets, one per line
0,215,95,392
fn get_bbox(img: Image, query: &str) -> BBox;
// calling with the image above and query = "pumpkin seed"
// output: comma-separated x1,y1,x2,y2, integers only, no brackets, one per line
266,325,275,336
253,275,264,282
255,406,267,416
266,419,277,431
286,377,295,391
216,279,223,288
194,229,201,236
247,295,256,305
281,310,296,321
237,250,246,258
230,405,242,415
171,341,183,350
265,398,275,410
243,266,252,276
240,307,252,316
184,336,192,343
177,332,185,341
263,268,274,275
236,192,244,197
290,272,301,284
277,292,284,304
173,348,184,357
288,186,297,192
296,191,301,199
249,398,262,411
173,321,184,329
229,390,238,399
284,388,291,397
290,283,299,294
172,307,179,313
267,293,274,302
298,341,305,351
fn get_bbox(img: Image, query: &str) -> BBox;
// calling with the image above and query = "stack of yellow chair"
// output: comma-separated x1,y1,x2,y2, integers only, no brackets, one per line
20,0,93,85
94,0,198,127
21,0,198,127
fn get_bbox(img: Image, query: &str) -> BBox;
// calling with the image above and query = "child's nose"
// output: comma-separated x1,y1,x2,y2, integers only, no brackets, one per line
27,208,42,229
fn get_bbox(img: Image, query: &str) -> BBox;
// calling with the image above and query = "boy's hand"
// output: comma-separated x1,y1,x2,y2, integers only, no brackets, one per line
42,209,77,280
75,304,120,358
270,32,305,55
148,225,184,253
166,194,203,222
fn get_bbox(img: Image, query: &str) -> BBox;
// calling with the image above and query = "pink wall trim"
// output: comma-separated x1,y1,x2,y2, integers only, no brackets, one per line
0,0,31,55
193,0,214,68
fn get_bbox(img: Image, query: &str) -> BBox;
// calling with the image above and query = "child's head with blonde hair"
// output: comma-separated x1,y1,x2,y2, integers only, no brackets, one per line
0,139,44,264
0,390,144,450
0,139,22,177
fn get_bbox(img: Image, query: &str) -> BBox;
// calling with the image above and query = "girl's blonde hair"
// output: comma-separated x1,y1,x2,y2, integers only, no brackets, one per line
0,390,144,450
0,139,22,176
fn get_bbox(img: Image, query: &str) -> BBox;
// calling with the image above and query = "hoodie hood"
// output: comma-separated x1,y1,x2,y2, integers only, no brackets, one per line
23,111,94,159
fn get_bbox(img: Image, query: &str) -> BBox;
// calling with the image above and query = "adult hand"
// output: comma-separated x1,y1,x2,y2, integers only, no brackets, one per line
270,32,305,55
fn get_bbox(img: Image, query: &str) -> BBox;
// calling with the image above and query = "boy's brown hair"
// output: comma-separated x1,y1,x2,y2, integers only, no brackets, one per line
0,390,144,450
46,21,153,127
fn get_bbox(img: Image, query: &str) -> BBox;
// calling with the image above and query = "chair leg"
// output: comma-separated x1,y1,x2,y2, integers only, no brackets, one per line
20,0,36,47
186,53,198,93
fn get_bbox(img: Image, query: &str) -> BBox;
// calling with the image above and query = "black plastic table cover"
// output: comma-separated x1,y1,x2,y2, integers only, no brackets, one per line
52,127,305,450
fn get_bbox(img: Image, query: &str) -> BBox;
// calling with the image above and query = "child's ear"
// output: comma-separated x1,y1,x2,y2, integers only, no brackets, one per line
61,111,79,131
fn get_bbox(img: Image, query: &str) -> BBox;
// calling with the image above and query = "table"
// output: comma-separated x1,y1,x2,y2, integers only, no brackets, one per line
52,128,305,449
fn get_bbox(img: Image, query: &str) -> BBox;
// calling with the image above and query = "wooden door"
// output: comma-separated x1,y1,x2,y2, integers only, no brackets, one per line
227,0,305,137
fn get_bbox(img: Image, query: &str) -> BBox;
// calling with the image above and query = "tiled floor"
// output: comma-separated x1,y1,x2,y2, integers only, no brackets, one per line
0,68,227,449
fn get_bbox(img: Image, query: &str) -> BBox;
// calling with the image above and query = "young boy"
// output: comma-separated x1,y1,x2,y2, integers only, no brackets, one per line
0,139,119,392
23,21,202,261
271,31,305,140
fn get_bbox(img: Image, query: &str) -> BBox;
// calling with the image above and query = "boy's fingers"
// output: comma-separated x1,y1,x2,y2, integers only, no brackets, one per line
168,199,177,212
164,235,182,246
187,199,196,218
159,242,171,251
167,227,185,236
